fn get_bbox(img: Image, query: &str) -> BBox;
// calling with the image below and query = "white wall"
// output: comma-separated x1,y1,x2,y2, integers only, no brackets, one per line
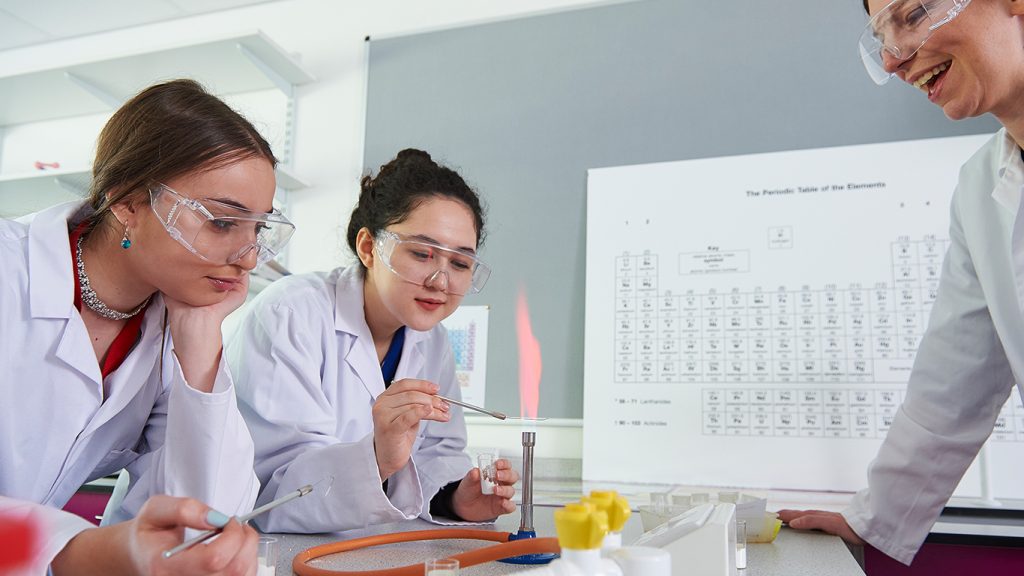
0,0,609,273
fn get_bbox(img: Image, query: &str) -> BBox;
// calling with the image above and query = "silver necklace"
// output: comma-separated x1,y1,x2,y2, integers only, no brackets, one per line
76,235,149,321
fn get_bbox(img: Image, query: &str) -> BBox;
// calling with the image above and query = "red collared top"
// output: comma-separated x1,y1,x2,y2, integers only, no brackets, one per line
69,224,150,379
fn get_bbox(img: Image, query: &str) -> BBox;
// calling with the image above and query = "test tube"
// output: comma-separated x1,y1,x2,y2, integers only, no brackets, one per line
735,520,747,570
479,452,497,495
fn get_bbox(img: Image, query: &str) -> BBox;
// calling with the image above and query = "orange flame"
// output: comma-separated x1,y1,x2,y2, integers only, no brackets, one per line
516,287,541,419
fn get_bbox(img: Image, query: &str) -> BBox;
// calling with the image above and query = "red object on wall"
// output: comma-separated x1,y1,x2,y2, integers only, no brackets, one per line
866,543,1024,575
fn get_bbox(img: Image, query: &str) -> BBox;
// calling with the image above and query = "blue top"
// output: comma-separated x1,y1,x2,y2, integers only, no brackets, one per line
380,326,406,387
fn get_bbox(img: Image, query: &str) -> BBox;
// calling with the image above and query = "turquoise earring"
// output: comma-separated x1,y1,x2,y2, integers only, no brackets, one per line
121,225,131,249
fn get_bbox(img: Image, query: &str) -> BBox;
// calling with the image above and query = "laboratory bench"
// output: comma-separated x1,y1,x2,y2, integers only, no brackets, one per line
268,501,865,576
76,470,1024,574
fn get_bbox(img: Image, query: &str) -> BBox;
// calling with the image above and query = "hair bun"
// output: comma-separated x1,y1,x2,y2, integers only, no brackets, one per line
395,148,433,163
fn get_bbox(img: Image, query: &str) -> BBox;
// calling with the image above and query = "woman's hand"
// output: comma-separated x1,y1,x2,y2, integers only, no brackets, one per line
372,379,450,481
128,496,258,576
52,495,258,576
164,273,250,393
452,458,518,522
776,509,866,545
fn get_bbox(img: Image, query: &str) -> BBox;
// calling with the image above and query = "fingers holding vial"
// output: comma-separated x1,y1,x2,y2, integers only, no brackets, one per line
450,452,518,521
478,453,497,495
477,454,518,500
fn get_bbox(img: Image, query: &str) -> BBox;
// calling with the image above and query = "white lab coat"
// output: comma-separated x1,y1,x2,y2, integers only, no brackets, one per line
0,496,94,576
0,202,258,524
226,266,474,533
843,129,1024,564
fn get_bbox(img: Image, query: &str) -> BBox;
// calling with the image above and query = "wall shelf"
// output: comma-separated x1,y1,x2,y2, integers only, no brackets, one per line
0,31,315,126
0,169,90,218
0,30,314,221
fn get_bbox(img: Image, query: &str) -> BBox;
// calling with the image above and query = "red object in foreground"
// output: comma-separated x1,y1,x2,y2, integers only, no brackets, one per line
0,514,38,570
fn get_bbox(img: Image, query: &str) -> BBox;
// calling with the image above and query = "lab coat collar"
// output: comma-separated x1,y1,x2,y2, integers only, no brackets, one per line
23,201,88,319
395,328,428,382
21,201,168,395
990,128,1023,214
23,202,103,386
333,266,374,340
85,300,166,427
332,266,432,398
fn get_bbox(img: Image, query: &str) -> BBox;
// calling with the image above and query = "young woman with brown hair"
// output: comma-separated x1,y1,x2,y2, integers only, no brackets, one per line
0,78,295,573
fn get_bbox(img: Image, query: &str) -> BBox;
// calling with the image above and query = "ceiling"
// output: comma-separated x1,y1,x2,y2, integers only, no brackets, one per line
0,0,279,51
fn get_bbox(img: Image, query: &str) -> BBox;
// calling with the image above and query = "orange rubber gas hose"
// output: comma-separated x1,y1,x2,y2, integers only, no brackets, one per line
292,529,560,576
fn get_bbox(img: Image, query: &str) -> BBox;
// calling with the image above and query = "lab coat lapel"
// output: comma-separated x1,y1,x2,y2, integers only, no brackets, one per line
85,300,165,430
28,203,102,387
988,132,1024,366
953,128,1024,390
334,267,386,399
395,329,428,382
53,314,103,389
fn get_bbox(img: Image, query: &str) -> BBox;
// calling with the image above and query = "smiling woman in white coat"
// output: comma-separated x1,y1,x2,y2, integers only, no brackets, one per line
779,0,1024,565
0,79,296,573
226,149,519,532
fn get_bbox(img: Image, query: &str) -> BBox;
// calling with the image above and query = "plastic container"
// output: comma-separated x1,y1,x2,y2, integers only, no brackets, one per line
744,512,783,543
637,504,692,532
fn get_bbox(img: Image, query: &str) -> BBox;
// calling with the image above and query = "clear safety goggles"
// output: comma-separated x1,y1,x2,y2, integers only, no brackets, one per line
374,229,491,296
858,0,971,85
149,183,295,267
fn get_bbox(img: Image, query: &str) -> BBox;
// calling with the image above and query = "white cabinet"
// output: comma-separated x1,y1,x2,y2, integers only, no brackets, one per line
0,31,315,219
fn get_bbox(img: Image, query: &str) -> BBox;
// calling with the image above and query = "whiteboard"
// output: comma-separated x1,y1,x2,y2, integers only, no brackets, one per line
583,135,1024,497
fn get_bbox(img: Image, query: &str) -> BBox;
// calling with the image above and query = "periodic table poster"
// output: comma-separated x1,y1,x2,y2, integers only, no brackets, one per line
441,305,489,409
582,135,1024,498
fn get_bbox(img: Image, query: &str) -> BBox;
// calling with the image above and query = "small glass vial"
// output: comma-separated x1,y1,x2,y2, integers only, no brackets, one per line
735,520,747,570
719,490,740,504
691,492,709,504
425,558,460,576
478,453,497,495
257,537,278,576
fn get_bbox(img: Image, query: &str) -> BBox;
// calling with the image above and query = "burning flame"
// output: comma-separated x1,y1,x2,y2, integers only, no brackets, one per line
516,287,541,420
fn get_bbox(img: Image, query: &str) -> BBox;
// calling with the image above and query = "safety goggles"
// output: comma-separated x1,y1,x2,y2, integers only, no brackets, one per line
858,0,971,85
374,229,490,296
149,183,295,267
